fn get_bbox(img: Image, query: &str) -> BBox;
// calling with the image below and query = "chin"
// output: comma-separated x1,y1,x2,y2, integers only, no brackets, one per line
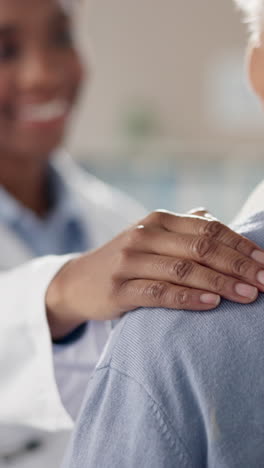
11,139,63,162
13,134,65,161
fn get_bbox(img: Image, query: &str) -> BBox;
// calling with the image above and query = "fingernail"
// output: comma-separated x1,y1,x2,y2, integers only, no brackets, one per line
235,283,258,299
251,250,264,264
200,294,221,306
257,270,264,285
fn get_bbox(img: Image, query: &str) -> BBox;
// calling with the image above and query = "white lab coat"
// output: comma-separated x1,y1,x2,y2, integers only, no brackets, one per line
0,154,145,467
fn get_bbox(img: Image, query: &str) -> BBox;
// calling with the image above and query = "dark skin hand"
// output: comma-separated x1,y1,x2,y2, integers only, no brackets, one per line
46,209,264,340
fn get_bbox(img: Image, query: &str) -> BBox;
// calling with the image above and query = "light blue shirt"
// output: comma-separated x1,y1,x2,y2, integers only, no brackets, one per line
64,211,264,468
0,164,89,256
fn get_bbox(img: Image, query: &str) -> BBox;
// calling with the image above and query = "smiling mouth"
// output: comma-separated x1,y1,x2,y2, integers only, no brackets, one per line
17,99,70,124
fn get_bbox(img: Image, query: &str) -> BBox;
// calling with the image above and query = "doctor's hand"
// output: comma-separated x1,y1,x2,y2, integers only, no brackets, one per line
46,209,264,339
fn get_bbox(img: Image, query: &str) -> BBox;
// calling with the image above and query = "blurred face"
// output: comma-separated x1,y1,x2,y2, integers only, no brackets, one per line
248,33,264,106
0,0,84,160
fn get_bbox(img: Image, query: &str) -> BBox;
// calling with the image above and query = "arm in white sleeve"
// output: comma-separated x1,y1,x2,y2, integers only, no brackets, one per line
0,255,74,432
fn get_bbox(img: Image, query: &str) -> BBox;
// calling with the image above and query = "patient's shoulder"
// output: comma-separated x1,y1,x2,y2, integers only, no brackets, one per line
97,213,264,388
91,214,264,465
98,293,264,402
96,296,264,465
95,213,264,441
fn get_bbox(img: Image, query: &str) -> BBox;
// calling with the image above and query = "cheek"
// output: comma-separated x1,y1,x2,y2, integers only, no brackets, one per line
0,72,15,135
0,71,13,105
68,55,86,95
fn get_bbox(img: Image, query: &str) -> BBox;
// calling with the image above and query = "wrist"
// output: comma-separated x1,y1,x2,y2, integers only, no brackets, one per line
45,259,84,340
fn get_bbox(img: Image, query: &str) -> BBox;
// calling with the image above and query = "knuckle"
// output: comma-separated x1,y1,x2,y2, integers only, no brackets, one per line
192,236,216,259
126,226,146,247
202,220,223,238
117,248,132,269
145,282,168,301
174,288,191,307
234,238,251,255
208,274,225,293
189,206,207,216
169,259,194,281
149,209,171,227
111,254,128,282
147,210,162,224
231,257,252,276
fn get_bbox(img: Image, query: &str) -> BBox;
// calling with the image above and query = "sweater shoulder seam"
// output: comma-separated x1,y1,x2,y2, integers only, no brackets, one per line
96,364,195,467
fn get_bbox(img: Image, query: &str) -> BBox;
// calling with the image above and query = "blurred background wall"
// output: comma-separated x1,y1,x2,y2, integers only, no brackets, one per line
66,0,264,222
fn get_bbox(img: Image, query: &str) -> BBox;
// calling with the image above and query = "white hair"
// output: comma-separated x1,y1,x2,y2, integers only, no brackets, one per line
234,0,264,42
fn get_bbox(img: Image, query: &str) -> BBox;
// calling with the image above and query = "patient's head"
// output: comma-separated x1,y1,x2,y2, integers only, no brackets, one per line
0,0,84,161
235,0,264,105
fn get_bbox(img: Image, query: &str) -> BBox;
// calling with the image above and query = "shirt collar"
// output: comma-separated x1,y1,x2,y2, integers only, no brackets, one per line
0,161,83,230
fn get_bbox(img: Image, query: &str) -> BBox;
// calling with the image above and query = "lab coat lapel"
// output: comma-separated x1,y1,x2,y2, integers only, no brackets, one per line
54,155,122,249
70,191,117,250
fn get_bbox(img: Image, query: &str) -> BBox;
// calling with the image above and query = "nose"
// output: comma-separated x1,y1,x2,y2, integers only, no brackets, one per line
18,48,63,97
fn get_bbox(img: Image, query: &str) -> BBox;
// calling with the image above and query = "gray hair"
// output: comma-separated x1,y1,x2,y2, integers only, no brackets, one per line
234,0,264,42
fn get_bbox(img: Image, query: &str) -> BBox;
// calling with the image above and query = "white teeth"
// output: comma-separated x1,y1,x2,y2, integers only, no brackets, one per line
20,100,68,122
